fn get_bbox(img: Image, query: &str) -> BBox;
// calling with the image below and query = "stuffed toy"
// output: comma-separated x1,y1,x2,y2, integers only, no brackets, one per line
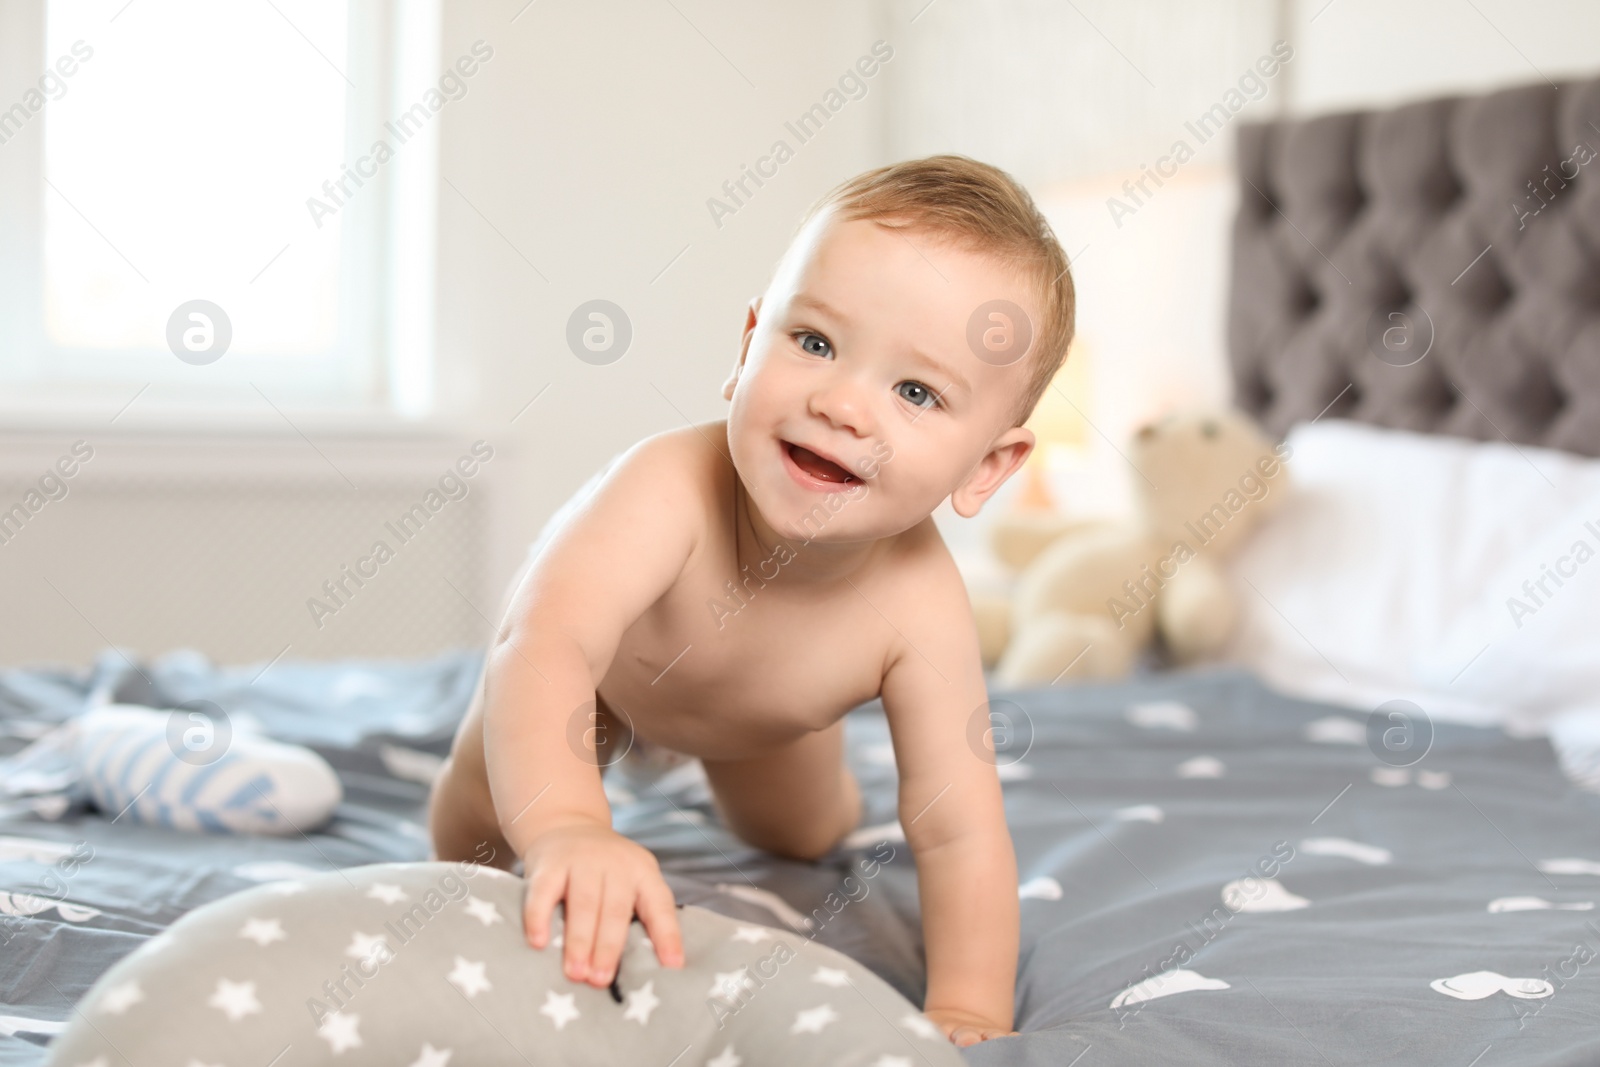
979,409,1292,686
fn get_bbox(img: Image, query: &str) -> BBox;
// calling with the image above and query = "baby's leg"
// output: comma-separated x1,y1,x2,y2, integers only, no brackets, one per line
429,540,547,869
428,687,515,870
430,660,627,871
429,770,514,870
699,719,862,862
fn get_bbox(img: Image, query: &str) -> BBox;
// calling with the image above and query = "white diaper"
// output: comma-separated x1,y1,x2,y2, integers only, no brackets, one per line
613,736,705,802
620,736,694,773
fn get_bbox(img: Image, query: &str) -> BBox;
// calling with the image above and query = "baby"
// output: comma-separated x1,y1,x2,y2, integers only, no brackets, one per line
429,154,1076,1046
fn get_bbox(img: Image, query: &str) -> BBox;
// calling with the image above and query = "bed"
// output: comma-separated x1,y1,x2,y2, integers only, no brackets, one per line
5,73,1600,1065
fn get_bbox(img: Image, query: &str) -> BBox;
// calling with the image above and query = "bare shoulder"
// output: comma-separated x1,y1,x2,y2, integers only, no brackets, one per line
621,419,730,536
535,425,715,549
875,516,980,650
512,423,726,630
630,419,731,491
884,515,967,588
595,420,727,513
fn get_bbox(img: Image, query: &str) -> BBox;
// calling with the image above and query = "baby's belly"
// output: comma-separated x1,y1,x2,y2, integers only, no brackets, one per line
584,519,891,761
592,688,746,764
593,668,866,765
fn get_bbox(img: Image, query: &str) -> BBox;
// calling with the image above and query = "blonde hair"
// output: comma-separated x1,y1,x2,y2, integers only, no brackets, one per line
796,154,1076,427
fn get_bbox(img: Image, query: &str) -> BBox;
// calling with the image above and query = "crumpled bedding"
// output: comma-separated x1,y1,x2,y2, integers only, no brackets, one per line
3,649,1599,1065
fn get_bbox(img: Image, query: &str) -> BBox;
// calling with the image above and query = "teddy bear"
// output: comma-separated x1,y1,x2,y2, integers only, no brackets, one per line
973,409,1292,687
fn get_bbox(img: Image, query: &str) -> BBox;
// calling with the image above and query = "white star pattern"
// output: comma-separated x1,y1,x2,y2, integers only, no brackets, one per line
265,881,306,896
706,1047,742,1067
238,917,286,946
791,1003,840,1034
446,957,491,998
408,1042,452,1067
98,980,143,1015
207,978,262,1022
811,967,850,988
873,1057,913,1067
366,882,408,904
622,980,660,1025
318,1010,362,1053
708,968,755,1003
731,925,774,943
462,896,503,926
346,931,393,963
70,1059,107,1067
186,1060,224,1067
540,990,580,1030
900,1012,942,1040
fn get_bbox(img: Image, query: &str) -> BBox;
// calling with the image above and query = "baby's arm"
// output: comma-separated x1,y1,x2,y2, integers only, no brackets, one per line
483,435,703,987
880,548,1020,1046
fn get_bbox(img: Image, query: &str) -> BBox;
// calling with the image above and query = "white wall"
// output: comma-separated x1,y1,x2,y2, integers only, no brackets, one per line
1286,0,1600,115
436,0,889,602
880,0,1286,188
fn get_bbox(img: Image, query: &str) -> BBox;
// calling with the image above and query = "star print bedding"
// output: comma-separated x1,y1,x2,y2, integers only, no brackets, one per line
4,651,1600,1065
44,862,962,1067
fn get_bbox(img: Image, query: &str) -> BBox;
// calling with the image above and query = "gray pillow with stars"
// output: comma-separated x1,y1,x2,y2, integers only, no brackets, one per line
46,861,965,1066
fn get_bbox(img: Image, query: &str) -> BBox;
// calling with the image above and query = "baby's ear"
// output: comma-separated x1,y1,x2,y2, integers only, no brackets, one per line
723,296,764,400
720,349,746,400
950,427,1034,518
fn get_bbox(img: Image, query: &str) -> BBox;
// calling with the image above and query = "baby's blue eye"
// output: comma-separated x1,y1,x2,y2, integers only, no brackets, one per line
796,332,832,358
897,381,938,409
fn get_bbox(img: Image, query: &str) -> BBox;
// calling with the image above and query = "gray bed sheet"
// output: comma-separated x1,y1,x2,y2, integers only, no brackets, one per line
2,649,1598,1066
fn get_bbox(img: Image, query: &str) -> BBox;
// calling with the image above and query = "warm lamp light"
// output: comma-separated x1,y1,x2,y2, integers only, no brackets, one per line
1014,338,1092,511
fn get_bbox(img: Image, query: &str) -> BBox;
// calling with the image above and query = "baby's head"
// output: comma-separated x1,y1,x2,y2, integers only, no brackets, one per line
722,154,1075,544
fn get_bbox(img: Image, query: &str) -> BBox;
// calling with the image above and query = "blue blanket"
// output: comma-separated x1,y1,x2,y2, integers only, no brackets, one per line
3,650,1598,1065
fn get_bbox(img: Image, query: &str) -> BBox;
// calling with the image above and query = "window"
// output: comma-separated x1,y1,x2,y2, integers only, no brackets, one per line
0,0,439,417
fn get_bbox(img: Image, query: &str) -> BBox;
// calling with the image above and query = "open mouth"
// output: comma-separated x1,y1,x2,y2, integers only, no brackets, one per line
783,442,862,485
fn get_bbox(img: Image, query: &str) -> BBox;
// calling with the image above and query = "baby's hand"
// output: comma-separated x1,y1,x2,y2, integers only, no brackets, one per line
520,822,685,986
923,1006,1018,1047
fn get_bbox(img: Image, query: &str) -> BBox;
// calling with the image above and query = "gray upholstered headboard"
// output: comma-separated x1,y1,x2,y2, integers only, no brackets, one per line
1228,75,1600,456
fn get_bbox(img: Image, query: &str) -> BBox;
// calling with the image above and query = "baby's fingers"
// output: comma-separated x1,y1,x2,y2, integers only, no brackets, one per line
522,868,567,951
586,878,636,986
562,873,603,982
635,877,684,968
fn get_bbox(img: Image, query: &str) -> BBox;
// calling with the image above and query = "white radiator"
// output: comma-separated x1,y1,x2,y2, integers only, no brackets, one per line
0,428,498,670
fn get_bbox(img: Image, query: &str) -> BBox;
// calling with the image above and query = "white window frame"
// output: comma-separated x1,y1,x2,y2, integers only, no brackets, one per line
0,0,439,424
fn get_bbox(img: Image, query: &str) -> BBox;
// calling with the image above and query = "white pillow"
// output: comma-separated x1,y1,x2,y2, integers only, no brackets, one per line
1224,419,1600,735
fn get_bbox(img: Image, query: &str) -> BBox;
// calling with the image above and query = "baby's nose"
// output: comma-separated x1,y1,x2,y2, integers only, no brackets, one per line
807,378,874,436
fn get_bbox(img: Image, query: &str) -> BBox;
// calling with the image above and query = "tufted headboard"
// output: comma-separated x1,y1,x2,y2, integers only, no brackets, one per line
1227,75,1600,456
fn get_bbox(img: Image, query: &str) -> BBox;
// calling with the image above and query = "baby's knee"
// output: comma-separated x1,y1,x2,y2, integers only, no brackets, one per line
428,758,510,868
747,827,842,864
425,757,463,854
738,771,862,862
840,766,862,824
